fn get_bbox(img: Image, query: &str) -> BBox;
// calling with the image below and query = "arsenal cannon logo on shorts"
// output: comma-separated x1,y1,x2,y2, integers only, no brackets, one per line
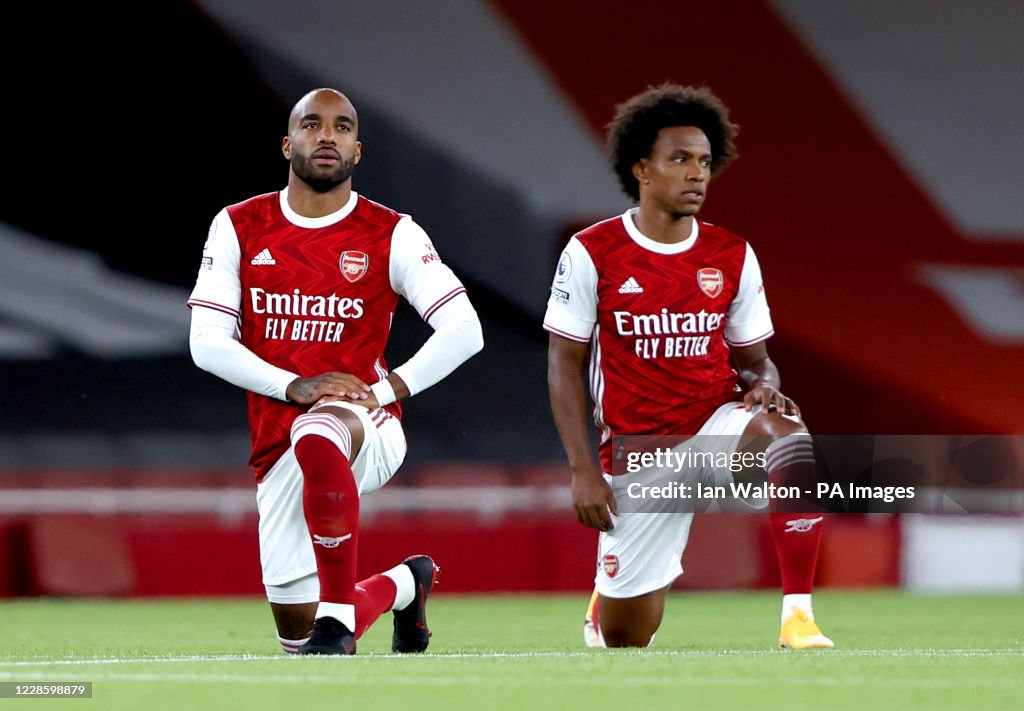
602,554,619,578
697,267,724,298
340,250,369,283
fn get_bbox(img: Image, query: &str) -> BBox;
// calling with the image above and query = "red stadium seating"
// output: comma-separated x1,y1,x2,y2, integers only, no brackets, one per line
24,515,135,597
0,466,908,597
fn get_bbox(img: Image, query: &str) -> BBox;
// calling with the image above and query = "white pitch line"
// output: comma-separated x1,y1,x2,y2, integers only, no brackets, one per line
0,648,1020,668
1,670,1022,690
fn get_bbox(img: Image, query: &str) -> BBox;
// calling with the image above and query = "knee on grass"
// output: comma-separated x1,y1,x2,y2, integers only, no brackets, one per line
600,623,657,648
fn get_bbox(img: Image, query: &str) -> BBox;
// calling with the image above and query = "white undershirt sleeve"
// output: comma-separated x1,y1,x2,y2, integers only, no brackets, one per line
724,242,774,347
187,209,298,400
388,217,483,397
189,307,298,400
391,294,482,397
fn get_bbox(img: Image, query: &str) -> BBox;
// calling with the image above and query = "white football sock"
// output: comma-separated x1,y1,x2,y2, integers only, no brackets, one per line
277,635,310,654
384,563,416,611
316,602,355,632
782,594,813,623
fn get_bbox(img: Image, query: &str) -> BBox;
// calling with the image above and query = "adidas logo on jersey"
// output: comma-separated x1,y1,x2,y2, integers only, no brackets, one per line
618,277,644,294
251,248,276,265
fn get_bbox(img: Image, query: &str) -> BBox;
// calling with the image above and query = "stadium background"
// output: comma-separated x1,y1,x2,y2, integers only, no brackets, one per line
0,0,1022,598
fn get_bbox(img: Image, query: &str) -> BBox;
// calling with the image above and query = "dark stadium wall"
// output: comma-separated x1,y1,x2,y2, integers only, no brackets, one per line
0,3,287,288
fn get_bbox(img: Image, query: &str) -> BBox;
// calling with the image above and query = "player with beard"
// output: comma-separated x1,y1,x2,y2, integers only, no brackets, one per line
189,88,483,655
545,84,834,649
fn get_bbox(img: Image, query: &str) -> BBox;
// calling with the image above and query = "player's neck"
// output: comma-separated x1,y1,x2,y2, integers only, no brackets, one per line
286,177,353,218
633,205,696,244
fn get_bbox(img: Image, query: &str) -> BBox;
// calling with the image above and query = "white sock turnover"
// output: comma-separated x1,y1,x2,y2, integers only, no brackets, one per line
316,602,356,632
384,563,416,611
782,593,813,623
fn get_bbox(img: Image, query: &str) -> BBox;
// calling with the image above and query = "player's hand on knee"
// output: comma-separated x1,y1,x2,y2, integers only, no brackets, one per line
744,385,800,417
286,372,371,404
571,468,618,531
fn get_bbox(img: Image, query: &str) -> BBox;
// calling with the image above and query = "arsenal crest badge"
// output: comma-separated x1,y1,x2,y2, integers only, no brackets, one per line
697,267,724,298
602,554,619,578
340,250,369,283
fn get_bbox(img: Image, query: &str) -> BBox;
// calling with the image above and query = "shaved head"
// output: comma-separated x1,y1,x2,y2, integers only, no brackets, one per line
288,88,357,132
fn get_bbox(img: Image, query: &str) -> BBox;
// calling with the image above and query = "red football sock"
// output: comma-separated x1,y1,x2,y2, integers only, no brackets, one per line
353,574,398,639
766,434,824,594
292,414,359,605
769,511,823,594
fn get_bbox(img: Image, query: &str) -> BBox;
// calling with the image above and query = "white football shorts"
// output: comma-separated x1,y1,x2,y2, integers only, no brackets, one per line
595,401,757,598
256,402,407,602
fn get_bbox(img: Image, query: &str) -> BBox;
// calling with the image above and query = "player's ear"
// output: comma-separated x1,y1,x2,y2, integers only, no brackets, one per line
354,140,362,165
282,136,292,160
632,159,648,185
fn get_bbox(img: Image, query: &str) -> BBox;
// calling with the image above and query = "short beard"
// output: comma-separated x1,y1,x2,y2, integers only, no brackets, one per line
291,154,356,193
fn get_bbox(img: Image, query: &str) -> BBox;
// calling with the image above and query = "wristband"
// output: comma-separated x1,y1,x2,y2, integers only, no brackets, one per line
370,378,397,407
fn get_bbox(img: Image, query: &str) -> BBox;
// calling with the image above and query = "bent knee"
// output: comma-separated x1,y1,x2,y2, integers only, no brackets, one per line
301,403,365,436
290,406,365,459
746,411,808,439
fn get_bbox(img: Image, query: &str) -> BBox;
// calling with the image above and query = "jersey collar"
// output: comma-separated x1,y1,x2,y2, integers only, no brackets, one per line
621,208,699,254
279,188,359,228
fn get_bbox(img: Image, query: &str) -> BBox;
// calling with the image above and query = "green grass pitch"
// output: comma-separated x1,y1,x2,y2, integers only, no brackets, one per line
1,591,1022,710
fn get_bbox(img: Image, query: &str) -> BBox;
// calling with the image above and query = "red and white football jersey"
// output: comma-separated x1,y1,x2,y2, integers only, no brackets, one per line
189,189,466,480
543,209,773,473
